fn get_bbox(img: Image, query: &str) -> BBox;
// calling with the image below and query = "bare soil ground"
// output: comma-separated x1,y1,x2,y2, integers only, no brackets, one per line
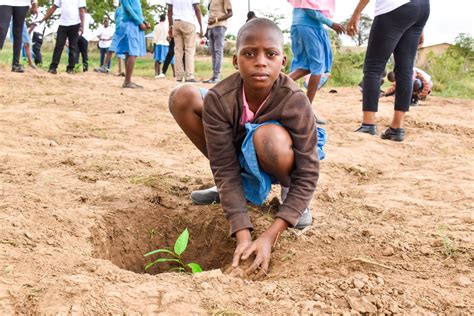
0,67,473,314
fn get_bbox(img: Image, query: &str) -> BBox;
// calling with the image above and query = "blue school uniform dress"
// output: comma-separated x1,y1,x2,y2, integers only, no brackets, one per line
114,0,146,57
108,6,123,58
290,8,333,75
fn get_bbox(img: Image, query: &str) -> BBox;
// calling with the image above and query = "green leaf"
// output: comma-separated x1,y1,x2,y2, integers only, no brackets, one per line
187,263,203,274
144,257,181,270
144,248,175,257
169,267,186,272
174,228,189,256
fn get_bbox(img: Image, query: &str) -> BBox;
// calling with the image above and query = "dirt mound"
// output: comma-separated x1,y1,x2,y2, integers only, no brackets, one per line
0,70,472,314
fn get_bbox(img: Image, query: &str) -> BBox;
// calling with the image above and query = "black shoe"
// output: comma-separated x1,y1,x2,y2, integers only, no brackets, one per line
66,69,74,74
48,68,57,74
11,64,25,73
190,186,220,205
185,78,199,83
203,77,219,84
354,124,378,135
381,127,404,142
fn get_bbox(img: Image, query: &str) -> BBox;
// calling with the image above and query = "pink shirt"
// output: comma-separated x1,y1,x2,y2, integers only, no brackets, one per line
240,87,270,125
287,0,335,18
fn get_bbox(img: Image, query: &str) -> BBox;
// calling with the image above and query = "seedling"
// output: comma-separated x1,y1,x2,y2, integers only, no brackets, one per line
144,228,203,274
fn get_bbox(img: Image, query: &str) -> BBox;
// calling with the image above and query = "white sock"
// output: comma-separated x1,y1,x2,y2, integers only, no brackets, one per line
280,186,289,202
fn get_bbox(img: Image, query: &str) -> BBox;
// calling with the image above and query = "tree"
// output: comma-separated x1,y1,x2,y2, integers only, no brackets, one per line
452,33,474,57
343,13,372,46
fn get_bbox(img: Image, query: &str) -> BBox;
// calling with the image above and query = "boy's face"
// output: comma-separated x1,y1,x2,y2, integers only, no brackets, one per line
233,29,286,91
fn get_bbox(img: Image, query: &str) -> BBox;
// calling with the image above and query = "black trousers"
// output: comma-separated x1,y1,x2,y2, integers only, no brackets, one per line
162,38,175,74
32,31,43,65
0,5,29,66
49,23,80,71
75,35,88,71
363,0,430,112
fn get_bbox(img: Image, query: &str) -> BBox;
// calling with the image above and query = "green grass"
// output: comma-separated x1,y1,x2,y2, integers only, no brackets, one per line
0,42,236,79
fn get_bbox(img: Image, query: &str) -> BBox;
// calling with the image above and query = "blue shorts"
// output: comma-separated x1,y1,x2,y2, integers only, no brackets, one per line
154,44,174,64
290,25,332,75
114,21,146,57
200,88,326,205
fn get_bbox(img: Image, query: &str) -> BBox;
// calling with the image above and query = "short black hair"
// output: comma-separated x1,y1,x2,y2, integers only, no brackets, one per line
236,18,283,51
159,14,166,22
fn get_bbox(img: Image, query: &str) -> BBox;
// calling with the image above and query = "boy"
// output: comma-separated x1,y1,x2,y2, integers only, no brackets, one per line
169,18,320,277
385,69,431,106
41,0,86,74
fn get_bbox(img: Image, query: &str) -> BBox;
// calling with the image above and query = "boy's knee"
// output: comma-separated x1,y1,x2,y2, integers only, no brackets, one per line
254,124,293,158
168,84,201,114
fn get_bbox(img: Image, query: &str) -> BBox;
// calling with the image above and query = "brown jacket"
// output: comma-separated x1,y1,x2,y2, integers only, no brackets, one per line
202,72,320,236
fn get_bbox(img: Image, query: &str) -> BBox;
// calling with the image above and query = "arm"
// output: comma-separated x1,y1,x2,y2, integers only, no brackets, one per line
347,0,369,37
121,0,145,26
193,3,203,37
79,7,85,35
41,5,58,23
167,4,173,37
208,9,233,26
305,9,345,34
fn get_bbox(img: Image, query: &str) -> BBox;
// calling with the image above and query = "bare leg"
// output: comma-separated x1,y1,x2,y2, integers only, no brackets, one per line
168,84,207,157
289,68,310,81
118,58,122,74
171,64,175,77
253,124,294,187
103,51,113,69
154,61,159,76
306,74,321,104
390,110,406,128
362,111,377,125
24,44,35,67
124,54,136,86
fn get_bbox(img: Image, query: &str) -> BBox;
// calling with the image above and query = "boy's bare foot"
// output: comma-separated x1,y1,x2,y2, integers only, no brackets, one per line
122,82,143,89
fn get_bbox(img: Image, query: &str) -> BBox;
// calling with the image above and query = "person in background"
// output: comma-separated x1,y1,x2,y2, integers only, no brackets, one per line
96,18,114,69
153,14,169,78
384,68,431,105
287,0,345,125
41,0,86,74
203,0,233,84
75,9,93,72
31,19,45,65
114,0,150,88
348,0,430,142
166,0,203,83
246,11,256,22
161,36,176,77
0,0,38,72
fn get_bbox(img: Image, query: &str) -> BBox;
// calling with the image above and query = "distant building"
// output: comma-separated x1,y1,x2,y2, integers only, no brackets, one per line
416,43,452,66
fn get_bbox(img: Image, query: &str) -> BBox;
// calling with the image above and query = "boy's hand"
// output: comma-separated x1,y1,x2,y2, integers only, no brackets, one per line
331,22,345,35
232,229,252,267
241,233,274,278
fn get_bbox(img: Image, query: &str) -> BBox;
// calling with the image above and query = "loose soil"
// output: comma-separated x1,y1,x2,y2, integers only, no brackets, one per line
0,66,473,314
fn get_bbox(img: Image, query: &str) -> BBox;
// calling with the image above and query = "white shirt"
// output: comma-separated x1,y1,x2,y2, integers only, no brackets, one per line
166,0,200,25
375,0,409,16
81,13,94,40
0,0,36,6
96,25,114,48
153,22,169,45
53,0,87,26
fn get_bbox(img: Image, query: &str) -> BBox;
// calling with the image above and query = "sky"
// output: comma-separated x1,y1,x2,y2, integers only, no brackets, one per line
152,0,474,47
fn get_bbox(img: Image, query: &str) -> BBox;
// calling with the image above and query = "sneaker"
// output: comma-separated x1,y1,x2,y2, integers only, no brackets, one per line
176,78,184,83
203,77,220,84
354,124,378,135
122,82,143,89
11,64,25,73
316,117,327,125
190,186,220,205
157,73,165,78
294,208,313,230
48,68,57,74
381,127,404,142
185,78,199,83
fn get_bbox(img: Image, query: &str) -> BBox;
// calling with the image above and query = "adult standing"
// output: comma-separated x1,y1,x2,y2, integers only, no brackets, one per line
203,0,232,84
349,0,430,142
114,0,150,88
166,0,203,83
75,9,93,72
41,0,86,74
287,0,345,125
0,0,38,72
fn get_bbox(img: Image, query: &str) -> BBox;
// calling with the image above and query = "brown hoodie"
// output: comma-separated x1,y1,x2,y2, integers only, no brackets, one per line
202,72,320,236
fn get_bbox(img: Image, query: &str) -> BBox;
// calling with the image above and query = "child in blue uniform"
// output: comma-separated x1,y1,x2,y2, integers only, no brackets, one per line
114,0,150,88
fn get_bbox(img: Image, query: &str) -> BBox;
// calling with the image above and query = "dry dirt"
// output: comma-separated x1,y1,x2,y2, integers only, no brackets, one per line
0,66,473,315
